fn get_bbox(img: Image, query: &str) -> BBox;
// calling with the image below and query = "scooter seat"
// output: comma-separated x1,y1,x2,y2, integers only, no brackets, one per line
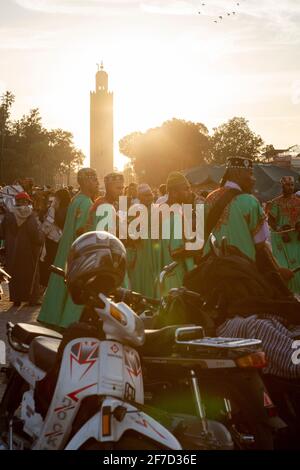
29,336,61,372
141,326,180,356
11,323,63,346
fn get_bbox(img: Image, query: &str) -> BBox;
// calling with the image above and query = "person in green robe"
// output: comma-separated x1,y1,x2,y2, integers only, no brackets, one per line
267,176,300,294
85,172,124,232
84,172,130,289
159,172,196,297
126,184,161,298
203,157,293,284
204,161,266,261
38,168,99,328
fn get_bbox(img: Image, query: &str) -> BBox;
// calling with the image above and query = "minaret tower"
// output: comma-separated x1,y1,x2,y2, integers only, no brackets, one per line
90,62,114,182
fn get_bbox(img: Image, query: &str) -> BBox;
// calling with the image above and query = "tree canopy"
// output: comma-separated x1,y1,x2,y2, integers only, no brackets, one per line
210,117,264,164
119,118,211,186
119,116,267,185
0,91,84,185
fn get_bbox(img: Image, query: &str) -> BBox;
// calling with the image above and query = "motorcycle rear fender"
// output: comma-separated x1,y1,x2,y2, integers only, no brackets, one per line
8,349,45,387
205,369,287,431
223,370,286,430
65,398,181,450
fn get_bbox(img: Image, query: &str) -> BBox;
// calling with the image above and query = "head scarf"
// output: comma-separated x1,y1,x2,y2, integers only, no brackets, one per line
137,183,152,195
12,205,33,226
15,192,32,203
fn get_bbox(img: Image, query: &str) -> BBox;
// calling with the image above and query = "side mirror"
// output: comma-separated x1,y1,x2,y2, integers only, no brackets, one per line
159,261,178,285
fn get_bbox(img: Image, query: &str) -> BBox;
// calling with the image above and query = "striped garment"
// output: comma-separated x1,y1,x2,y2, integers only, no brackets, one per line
217,315,300,379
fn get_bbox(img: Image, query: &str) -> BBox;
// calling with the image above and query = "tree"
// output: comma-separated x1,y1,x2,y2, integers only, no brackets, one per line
123,161,136,186
262,144,278,162
0,91,15,181
0,93,85,185
119,131,143,161
47,129,84,183
119,118,210,186
210,117,264,164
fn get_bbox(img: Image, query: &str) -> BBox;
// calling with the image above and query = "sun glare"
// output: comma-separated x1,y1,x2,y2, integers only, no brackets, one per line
6,3,298,172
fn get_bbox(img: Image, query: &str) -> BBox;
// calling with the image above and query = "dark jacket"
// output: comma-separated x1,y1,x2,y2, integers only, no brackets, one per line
0,212,44,302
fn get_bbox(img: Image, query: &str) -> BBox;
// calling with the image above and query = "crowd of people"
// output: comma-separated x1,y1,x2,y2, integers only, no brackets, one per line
1,159,300,381
0,171,204,314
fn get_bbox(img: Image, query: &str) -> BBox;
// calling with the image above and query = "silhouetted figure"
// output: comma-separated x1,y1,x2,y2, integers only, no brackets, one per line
40,189,71,287
0,192,44,306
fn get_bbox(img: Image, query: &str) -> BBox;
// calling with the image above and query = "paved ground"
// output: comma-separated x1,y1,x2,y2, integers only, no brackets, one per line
0,285,40,399
0,285,40,350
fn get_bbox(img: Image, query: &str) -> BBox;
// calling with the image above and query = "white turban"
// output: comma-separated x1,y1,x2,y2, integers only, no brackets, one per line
138,183,152,195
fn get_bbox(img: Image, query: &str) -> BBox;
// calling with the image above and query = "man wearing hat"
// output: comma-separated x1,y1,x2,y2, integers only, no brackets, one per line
38,168,99,327
267,176,300,293
203,158,294,282
159,171,195,295
201,162,300,383
84,172,124,233
203,157,268,260
84,172,133,289
0,192,44,306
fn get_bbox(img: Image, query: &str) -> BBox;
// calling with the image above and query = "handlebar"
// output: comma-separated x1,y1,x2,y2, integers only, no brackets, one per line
167,287,203,302
114,287,160,308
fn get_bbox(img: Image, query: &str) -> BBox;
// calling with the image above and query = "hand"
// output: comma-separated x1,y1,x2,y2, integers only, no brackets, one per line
278,267,294,281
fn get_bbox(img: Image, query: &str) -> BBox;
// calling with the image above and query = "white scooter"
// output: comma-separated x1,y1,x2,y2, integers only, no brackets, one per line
0,274,181,450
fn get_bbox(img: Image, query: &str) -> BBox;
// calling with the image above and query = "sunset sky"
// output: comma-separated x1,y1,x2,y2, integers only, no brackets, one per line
1,0,300,168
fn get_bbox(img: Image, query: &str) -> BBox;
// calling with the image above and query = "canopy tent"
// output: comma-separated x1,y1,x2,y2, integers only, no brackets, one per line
184,164,300,202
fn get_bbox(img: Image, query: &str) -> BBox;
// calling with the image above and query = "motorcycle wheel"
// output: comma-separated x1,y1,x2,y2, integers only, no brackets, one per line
228,408,274,450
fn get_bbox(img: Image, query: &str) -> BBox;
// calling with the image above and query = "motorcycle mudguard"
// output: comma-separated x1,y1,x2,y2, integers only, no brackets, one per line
220,370,286,431
65,398,181,450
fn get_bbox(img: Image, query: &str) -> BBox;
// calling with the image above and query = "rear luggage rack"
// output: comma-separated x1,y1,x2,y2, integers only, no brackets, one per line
176,337,262,349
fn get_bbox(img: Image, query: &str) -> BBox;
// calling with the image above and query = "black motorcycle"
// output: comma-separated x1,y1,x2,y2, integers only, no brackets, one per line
114,286,285,450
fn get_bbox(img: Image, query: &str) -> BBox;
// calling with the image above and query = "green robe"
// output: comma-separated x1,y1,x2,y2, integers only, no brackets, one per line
127,210,161,298
268,195,300,294
159,211,194,297
204,188,265,261
38,193,92,328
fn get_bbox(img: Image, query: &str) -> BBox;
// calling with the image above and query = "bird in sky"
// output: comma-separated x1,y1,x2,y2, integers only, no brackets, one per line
196,1,243,23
